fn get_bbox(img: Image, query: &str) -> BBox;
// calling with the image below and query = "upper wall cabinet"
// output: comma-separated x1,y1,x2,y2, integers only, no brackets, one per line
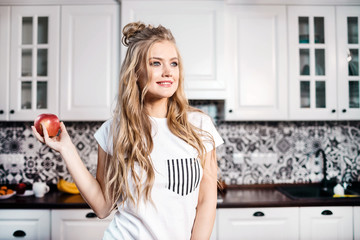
224,5,288,120
288,6,360,120
288,6,337,120
0,2,119,121
121,0,226,100
336,6,360,120
0,7,10,121
1,6,60,121
60,5,119,121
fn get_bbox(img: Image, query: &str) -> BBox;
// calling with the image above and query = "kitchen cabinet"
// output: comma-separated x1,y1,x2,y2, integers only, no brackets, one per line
210,210,217,240
51,209,115,240
0,6,10,121
0,209,50,240
121,0,226,100
336,6,360,120
224,6,288,120
60,5,119,121
217,207,299,240
2,6,60,121
288,6,360,120
0,1,119,121
300,206,353,240
355,207,360,240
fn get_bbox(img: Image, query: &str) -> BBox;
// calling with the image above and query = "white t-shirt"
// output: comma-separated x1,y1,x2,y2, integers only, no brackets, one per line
94,111,224,240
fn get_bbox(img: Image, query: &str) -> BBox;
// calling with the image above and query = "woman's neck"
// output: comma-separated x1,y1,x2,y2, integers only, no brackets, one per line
145,98,168,118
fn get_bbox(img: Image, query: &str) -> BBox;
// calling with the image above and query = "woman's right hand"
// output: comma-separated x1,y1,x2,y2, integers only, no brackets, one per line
31,122,74,154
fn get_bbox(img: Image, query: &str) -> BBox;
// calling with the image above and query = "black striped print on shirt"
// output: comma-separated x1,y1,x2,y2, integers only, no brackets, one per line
166,158,201,196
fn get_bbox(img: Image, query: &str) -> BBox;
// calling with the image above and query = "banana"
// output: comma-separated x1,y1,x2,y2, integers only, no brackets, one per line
57,178,80,194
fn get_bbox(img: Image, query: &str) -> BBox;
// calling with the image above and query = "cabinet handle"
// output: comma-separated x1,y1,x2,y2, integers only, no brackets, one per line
253,211,265,217
0,110,3,114
342,109,347,113
86,212,97,218
228,109,233,113
331,109,336,113
13,230,26,237
9,109,15,114
321,210,333,216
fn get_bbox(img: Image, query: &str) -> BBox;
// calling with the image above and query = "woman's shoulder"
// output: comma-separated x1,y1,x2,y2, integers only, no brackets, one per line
187,109,213,128
100,118,113,129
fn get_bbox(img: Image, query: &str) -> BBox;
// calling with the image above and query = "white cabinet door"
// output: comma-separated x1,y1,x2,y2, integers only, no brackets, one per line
0,7,10,121
224,6,288,120
217,208,299,240
121,0,226,100
336,6,360,120
288,6,337,120
9,6,60,121
60,5,119,121
354,207,360,240
0,209,50,240
51,209,115,240
210,209,217,240
300,206,353,240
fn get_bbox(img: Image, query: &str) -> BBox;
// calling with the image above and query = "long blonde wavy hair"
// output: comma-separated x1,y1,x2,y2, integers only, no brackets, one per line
104,22,214,207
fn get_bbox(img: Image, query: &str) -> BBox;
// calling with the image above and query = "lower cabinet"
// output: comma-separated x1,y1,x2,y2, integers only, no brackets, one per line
300,207,353,240
217,207,299,240
216,206,356,240
0,209,114,240
0,209,50,240
51,209,115,240
355,207,360,240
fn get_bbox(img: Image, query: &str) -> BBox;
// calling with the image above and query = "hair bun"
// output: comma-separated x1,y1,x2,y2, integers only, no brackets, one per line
122,21,147,47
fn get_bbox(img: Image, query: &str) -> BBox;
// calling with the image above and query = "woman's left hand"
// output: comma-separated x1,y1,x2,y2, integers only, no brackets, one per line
31,122,74,154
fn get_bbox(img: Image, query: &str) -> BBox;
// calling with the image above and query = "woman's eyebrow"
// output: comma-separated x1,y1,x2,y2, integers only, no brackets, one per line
149,57,178,61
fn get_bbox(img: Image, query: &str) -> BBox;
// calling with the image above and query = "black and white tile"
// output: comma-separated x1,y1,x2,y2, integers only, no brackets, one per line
0,119,359,186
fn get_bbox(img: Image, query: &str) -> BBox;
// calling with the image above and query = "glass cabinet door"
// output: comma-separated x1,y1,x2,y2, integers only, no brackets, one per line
337,7,360,120
9,6,59,120
298,16,327,109
288,6,337,120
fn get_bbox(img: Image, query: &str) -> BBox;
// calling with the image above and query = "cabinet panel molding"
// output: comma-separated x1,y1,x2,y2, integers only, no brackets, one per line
60,5,119,120
225,5,288,120
122,1,226,100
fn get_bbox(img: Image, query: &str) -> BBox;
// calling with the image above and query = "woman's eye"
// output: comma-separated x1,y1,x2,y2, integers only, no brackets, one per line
171,62,178,67
150,61,161,66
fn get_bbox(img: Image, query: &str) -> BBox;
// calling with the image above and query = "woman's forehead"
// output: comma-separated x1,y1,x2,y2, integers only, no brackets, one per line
149,41,178,59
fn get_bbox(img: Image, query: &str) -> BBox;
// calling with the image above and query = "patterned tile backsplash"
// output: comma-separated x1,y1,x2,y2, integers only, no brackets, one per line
0,120,359,185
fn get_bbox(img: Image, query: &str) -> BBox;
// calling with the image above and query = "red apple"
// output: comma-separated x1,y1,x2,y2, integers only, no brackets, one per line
34,113,60,137
15,183,27,194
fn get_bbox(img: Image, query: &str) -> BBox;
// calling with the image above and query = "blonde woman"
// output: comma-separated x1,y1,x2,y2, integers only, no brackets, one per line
32,22,223,240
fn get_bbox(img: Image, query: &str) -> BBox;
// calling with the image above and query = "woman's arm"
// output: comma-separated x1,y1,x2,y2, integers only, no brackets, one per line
191,149,218,240
31,122,114,218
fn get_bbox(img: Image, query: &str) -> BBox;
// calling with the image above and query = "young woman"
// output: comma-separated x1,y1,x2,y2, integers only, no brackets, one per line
32,22,223,240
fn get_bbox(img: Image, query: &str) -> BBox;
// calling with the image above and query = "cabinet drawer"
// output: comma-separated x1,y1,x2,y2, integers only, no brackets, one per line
0,210,50,240
218,207,299,240
300,206,353,240
51,209,115,240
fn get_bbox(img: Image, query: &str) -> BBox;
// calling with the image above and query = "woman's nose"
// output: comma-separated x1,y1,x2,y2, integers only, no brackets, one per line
162,64,172,77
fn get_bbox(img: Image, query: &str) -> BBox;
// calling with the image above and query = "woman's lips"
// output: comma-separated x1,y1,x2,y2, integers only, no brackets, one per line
156,81,173,87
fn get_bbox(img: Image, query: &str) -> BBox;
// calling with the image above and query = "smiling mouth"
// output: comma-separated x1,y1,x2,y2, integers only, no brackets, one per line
156,81,173,86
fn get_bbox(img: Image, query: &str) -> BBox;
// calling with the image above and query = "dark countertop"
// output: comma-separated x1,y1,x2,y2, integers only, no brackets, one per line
1,184,359,209
218,185,360,208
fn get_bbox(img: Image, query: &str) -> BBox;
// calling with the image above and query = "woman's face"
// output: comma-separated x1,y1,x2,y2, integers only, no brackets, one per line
139,40,180,103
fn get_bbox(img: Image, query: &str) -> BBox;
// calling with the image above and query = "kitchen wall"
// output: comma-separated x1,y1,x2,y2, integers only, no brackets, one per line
0,109,359,185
